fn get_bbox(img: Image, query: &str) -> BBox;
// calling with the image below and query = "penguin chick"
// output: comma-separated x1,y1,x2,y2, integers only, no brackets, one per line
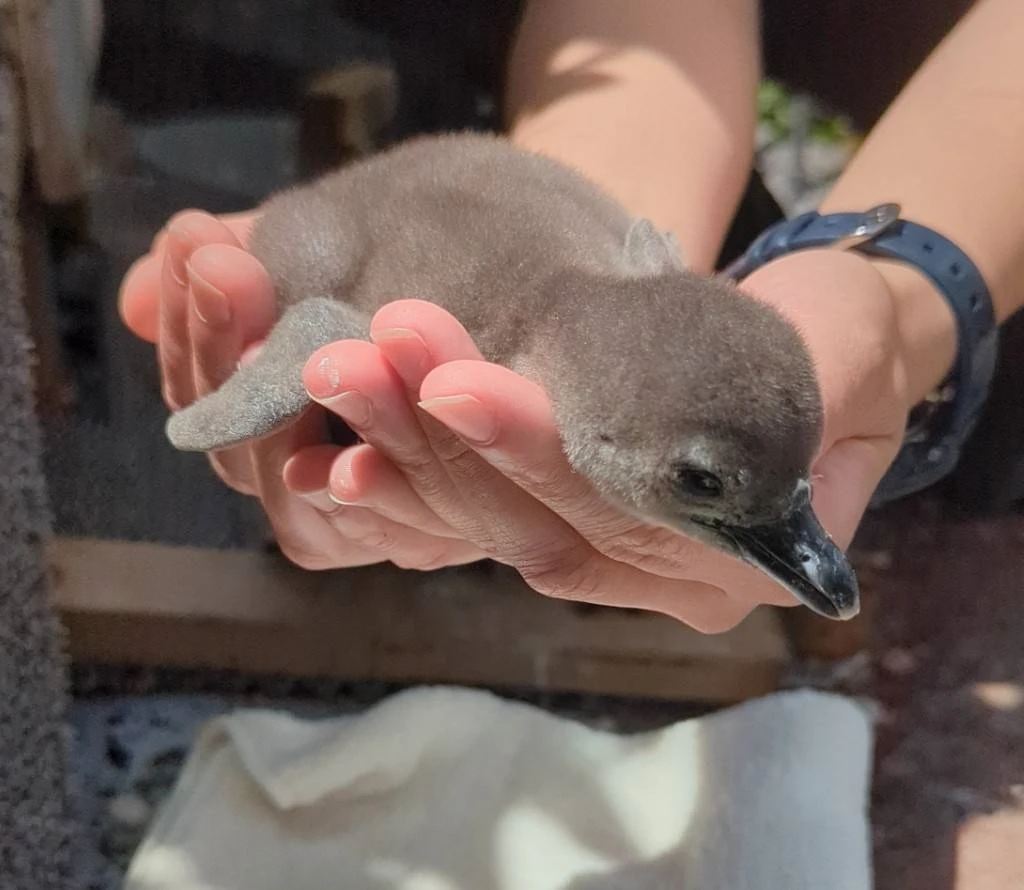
165,131,858,620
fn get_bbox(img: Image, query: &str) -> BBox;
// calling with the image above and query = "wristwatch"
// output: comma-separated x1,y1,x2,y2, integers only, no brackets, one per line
723,203,1000,507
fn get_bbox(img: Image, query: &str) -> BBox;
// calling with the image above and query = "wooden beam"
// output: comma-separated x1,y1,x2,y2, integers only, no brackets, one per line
297,61,398,180
47,536,791,704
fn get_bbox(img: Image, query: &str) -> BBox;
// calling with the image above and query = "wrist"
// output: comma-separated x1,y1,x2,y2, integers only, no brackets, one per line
726,204,999,505
868,257,958,406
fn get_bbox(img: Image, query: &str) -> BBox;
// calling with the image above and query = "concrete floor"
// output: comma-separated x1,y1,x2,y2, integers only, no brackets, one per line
848,496,1024,890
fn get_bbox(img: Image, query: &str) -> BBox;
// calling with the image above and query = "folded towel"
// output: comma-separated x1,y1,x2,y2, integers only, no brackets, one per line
125,685,872,890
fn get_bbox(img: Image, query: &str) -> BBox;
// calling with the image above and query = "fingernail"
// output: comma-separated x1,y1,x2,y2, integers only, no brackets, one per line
294,486,328,503
324,391,373,428
307,354,345,399
295,488,346,514
166,224,196,286
373,327,431,385
188,265,232,326
327,489,359,506
418,395,496,446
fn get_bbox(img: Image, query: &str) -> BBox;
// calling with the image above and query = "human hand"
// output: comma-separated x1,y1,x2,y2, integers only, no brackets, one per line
285,247,917,632
118,210,487,571
121,213,930,632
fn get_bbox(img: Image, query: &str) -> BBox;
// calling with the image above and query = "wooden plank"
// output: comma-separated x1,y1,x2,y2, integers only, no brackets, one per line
297,61,398,179
47,536,790,704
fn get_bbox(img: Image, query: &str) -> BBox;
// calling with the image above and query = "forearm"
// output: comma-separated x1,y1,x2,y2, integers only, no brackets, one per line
504,0,761,272
821,0,1024,400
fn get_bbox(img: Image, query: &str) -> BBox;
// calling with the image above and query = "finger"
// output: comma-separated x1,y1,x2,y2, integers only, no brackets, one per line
150,228,170,254
417,361,622,528
120,210,256,346
370,302,614,549
249,407,366,570
185,241,277,491
219,211,260,247
372,300,615,525
149,209,256,255
333,444,469,539
283,443,482,566
157,212,243,409
186,243,277,395
422,358,806,609
312,501,487,571
368,303,527,537
370,298,484,390
811,435,900,550
303,338,476,522
303,338,745,626
118,254,162,343
370,303,791,611
286,441,475,541
370,305,728,572
263,416,483,571
306,336,567,560
158,243,195,409
281,443,344,496
306,337,574,556
328,304,761,626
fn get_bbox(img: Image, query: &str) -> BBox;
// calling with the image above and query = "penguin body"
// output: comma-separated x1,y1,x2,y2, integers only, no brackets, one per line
166,132,859,620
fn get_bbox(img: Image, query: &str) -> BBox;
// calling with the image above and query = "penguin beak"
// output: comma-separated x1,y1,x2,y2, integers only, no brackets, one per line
702,492,860,620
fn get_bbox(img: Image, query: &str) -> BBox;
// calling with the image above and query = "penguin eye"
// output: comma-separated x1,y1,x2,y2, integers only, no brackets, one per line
673,466,724,499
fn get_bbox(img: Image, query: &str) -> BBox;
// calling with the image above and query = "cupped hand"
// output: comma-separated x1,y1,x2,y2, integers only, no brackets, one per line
121,211,912,632
299,247,911,631
118,210,486,572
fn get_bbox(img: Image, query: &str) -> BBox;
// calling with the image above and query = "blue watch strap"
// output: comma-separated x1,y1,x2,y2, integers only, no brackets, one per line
724,204,999,506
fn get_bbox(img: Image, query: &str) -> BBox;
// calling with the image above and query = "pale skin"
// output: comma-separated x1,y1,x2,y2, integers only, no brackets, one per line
119,0,1024,631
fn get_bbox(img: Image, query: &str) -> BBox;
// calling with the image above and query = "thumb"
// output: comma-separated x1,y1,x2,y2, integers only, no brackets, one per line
811,435,900,550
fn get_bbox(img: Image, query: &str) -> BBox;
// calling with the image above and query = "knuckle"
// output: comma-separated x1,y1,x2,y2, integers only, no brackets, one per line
400,464,459,507
276,541,334,571
482,446,569,496
387,444,443,481
517,544,604,602
354,529,398,554
327,510,398,555
391,546,453,572
514,455,569,494
599,524,700,574
667,590,751,634
425,430,478,465
685,609,748,635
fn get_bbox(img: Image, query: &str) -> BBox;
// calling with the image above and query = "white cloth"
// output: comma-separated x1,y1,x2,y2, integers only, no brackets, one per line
124,686,873,890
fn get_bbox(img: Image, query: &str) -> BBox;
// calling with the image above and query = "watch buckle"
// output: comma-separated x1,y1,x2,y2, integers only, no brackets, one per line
831,202,902,251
